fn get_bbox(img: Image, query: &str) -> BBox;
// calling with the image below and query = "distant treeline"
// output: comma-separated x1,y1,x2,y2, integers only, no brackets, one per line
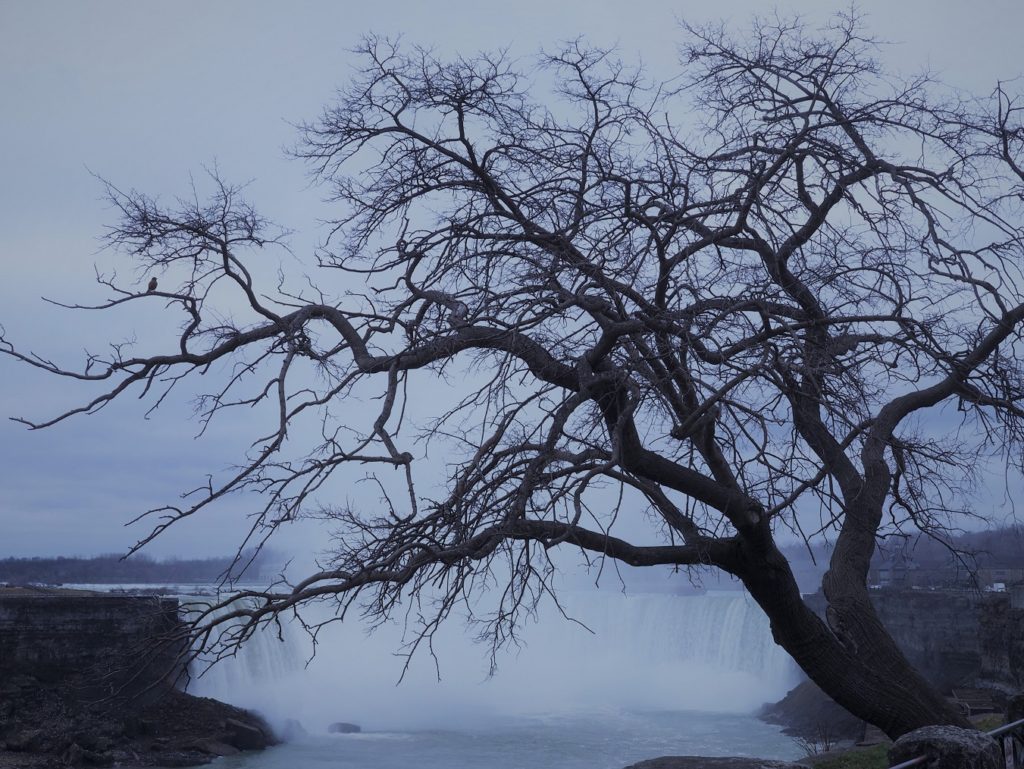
781,524,1024,570
0,550,275,585
871,524,1024,568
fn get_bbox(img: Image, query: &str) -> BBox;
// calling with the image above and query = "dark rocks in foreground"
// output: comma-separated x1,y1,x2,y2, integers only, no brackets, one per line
625,758,810,769
0,588,276,767
758,680,864,742
0,671,275,767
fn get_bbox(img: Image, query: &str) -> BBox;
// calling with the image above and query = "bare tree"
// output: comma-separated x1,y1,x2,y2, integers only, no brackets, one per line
5,14,1024,738
792,721,842,757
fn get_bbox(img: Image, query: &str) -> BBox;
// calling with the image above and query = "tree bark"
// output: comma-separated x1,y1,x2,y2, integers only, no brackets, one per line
732,531,971,739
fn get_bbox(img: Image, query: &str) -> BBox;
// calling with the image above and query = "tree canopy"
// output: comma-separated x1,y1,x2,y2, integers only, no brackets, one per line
4,14,1024,737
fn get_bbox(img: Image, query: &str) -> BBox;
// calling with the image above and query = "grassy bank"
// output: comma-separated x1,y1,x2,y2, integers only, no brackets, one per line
805,714,1006,769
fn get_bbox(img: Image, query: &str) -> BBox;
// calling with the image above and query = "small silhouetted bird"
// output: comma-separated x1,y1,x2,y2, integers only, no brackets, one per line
147,277,157,293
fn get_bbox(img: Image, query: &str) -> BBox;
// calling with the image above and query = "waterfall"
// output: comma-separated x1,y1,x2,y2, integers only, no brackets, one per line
191,590,799,733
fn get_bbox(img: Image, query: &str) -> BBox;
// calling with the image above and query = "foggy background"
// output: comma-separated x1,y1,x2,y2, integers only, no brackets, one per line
2,0,1022,561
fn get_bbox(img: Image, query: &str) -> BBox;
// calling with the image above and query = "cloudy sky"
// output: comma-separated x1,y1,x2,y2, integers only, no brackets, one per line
1,0,1022,560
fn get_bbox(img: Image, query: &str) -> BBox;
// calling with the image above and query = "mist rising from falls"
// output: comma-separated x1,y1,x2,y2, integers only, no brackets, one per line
191,590,799,732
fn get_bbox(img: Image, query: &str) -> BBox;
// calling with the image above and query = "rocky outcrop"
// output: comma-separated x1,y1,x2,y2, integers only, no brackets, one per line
0,588,276,767
758,681,863,742
0,666,276,767
0,587,184,694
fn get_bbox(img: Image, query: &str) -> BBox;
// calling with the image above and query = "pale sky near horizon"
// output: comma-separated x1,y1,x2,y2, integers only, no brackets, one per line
1,1,1023,561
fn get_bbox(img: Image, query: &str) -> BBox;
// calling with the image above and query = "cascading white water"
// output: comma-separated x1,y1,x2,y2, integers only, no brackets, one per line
191,590,799,735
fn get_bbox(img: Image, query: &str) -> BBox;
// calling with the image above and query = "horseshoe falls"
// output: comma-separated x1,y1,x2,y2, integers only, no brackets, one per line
190,589,803,768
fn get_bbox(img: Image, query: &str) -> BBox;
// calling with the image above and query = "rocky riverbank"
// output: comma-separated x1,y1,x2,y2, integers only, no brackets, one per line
0,587,275,767
0,671,275,767
759,680,864,744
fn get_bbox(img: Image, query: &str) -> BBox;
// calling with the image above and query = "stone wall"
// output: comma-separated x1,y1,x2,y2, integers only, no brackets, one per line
0,588,185,696
871,590,986,690
978,594,1024,688
806,589,1024,691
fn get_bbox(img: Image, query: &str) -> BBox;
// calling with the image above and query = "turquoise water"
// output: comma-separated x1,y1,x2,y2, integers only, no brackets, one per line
218,710,802,769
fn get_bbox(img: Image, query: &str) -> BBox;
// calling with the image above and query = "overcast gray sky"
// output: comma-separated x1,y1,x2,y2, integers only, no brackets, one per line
1,1,1022,559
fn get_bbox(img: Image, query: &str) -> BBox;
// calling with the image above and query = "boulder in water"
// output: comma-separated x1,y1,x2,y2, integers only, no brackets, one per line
328,722,362,734
224,717,273,750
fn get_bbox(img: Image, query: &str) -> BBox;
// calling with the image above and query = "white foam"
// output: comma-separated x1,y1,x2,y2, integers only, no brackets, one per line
191,589,799,735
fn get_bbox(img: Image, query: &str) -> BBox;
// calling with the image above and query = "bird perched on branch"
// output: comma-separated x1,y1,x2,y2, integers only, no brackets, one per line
147,277,157,293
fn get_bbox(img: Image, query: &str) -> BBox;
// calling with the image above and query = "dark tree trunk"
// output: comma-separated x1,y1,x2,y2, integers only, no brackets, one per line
733,534,970,739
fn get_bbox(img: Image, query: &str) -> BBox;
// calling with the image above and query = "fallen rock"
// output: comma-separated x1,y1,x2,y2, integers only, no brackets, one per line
328,722,362,734
888,725,1001,769
625,758,810,769
224,717,273,750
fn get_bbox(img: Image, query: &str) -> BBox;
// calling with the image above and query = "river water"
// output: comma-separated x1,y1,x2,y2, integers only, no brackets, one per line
215,710,801,769
179,589,804,768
